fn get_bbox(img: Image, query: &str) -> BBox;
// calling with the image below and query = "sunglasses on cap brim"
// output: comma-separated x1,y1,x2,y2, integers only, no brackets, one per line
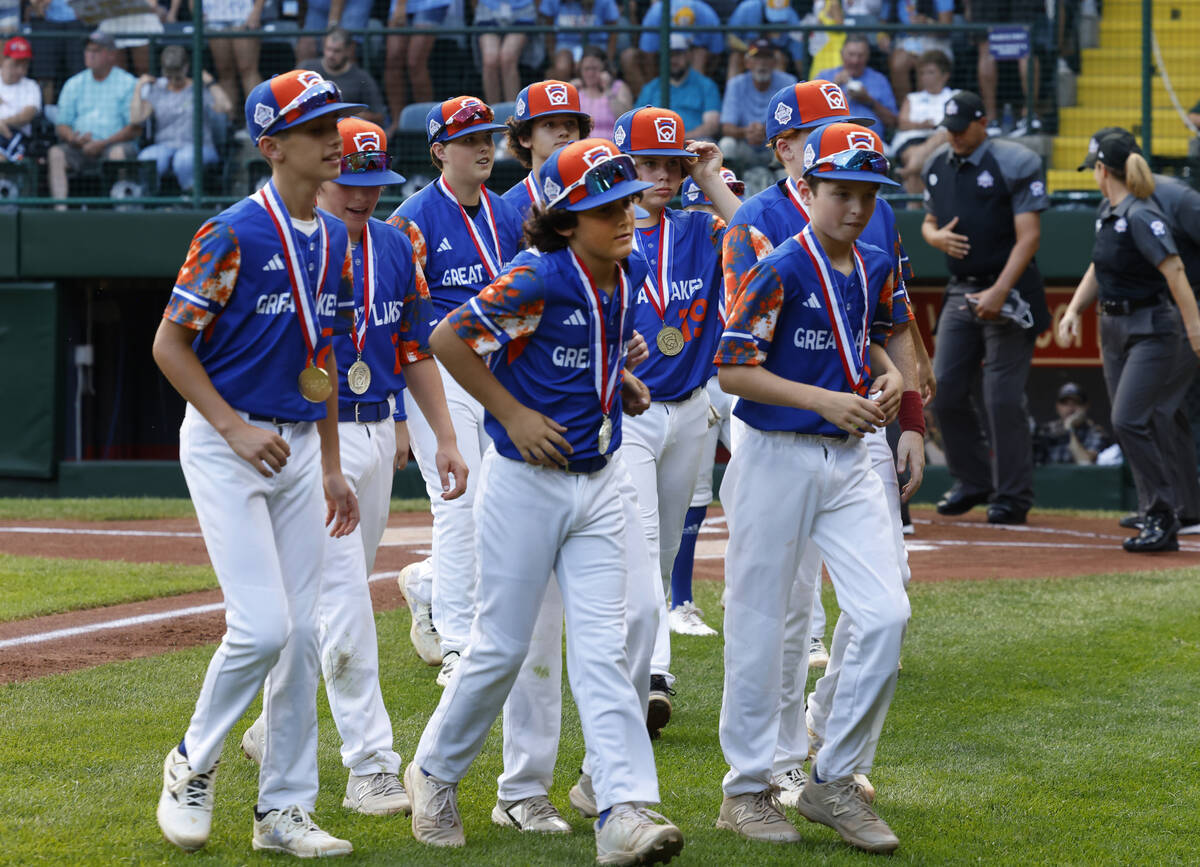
431,103,495,141
260,80,343,137
548,153,639,210
725,179,745,196
803,148,890,179
341,150,392,174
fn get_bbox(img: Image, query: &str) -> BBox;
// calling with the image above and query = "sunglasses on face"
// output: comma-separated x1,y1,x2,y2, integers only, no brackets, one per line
260,80,343,137
547,153,638,209
805,148,891,179
341,150,391,173
430,102,494,141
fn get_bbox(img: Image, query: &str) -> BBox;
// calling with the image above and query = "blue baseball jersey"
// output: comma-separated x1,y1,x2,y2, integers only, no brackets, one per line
165,197,354,421
502,173,543,223
447,247,647,461
387,178,524,321
632,208,727,401
333,217,437,419
717,227,897,436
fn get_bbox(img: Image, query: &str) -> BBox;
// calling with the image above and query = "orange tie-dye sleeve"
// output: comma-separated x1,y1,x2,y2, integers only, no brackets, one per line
447,266,545,357
715,259,785,367
164,221,240,331
387,214,428,272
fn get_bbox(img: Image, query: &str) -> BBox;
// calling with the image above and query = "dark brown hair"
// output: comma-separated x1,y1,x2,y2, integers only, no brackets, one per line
522,204,578,252
504,113,593,170
916,49,951,77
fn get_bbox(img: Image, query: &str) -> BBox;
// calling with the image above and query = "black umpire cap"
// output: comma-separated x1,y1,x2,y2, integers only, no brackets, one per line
940,91,985,132
1077,126,1139,171
1091,129,1142,172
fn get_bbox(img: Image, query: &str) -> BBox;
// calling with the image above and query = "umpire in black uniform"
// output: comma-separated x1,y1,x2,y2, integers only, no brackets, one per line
1080,127,1200,534
1060,130,1200,551
920,91,1050,525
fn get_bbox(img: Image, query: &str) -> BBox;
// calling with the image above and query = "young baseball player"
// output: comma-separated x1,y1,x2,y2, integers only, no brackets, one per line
502,79,592,218
237,117,469,817
612,106,741,736
152,70,364,857
715,141,910,854
386,96,524,686
405,138,685,866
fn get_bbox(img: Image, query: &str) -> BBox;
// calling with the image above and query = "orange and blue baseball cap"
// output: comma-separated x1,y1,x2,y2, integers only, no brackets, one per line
801,122,899,186
246,70,366,142
538,138,653,212
681,166,744,206
426,96,506,144
612,107,694,158
513,80,587,123
765,80,875,143
335,117,405,187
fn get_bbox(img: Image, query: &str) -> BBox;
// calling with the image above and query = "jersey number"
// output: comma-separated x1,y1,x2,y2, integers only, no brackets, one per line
674,297,708,342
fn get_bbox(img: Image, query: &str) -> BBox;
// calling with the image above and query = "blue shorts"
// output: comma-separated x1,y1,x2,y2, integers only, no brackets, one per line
388,0,450,25
304,0,372,31
472,1,537,28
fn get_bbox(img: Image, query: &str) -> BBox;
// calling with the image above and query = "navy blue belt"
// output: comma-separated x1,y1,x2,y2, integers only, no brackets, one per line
339,400,392,423
562,455,609,474
249,413,303,425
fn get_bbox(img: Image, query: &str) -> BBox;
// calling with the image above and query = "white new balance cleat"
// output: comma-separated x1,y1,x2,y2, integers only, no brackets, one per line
252,804,353,857
343,771,411,816
796,774,896,853
808,636,830,669
240,715,265,765
405,762,465,847
772,766,809,809
595,803,684,865
491,795,572,833
400,563,442,666
156,747,218,851
435,650,460,687
668,601,718,636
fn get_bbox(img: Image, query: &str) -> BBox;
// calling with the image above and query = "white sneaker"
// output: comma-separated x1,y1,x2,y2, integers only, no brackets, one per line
805,703,822,761
595,803,684,865
854,773,876,803
404,762,465,847
491,795,572,833
668,600,718,636
240,716,265,765
156,747,217,851
569,771,598,818
400,563,442,666
344,771,411,816
436,650,460,687
252,805,353,857
808,637,830,669
773,766,808,809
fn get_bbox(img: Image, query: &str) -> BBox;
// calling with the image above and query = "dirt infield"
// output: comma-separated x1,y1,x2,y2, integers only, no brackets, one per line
2,507,1198,683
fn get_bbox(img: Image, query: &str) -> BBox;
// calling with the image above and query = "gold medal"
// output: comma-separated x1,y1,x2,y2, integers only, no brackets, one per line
656,325,685,356
598,416,613,454
347,358,372,395
298,364,332,403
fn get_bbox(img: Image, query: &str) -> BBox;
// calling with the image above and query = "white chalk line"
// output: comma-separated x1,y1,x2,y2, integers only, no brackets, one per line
0,526,202,538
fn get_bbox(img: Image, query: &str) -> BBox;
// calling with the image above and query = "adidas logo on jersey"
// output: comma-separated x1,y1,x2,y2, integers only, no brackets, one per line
804,292,822,309
436,237,453,253
562,309,587,326
262,254,286,272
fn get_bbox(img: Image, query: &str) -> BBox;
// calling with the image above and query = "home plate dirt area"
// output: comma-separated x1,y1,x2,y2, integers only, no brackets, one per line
2,507,1197,684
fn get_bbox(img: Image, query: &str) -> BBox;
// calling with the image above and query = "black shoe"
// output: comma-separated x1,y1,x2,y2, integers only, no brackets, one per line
987,503,1028,525
936,487,992,516
1122,512,1180,552
1118,513,1143,530
647,675,674,739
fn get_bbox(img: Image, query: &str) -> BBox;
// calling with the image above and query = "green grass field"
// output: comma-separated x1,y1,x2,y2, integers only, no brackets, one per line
4,566,1200,864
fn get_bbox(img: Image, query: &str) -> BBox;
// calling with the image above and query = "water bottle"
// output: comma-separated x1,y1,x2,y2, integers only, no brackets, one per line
1001,103,1015,135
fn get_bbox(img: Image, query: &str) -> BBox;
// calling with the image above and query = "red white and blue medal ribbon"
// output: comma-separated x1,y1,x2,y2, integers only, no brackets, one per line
254,180,330,365
438,176,503,280
784,176,811,221
568,249,629,415
634,213,671,322
798,224,869,394
353,221,375,356
522,172,544,208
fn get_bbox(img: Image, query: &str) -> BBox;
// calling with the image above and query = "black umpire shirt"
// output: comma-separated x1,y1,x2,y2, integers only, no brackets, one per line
1092,194,1178,301
921,138,1051,330
1150,174,1200,289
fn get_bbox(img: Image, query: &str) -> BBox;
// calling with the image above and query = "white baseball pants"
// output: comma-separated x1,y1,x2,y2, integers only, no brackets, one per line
621,387,710,684
178,406,325,812
689,377,734,509
415,449,660,812
720,422,909,794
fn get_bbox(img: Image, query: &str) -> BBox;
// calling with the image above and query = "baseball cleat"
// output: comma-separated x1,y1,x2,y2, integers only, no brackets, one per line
772,766,809,809
595,803,684,865
400,563,442,666
854,774,876,803
343,771,411,816
436,650,460,687
647,675,674,738
569,771,599,817
252,805,353,857
805,703,822,761
405,762,465,847
1179,516,1200,535
808,636,830,669
715,789,802,842
491,795,572,833
240,716,265,765
795,774,897,853
935,487,991,516
668,601,718,636
156,747,218,851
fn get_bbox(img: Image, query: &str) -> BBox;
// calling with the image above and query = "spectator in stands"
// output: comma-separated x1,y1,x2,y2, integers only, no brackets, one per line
889,0,954,104
719,38,795,168
475,0,536,104
202,0,264,109
636,33,720,140
46,31,138,204
970,0,1048,136
1033,383,1112,466
805,0,846,79
572,45,631,140
0,36,40,163
131,45,230,191
816,32,898,131
295,0,372,63
631,0,724,96
891,49,952,195
726,0,806,81
22,0,83,104
541,0,621,83
97,0,164,76
302,26,385,125
383,0,449,134
0,0,15,33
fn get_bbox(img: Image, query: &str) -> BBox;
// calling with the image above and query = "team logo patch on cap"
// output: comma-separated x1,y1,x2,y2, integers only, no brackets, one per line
543,176,562,199
654,116,677,144
296,70,324,88
1088,137,1099,154
687,187,700,201
803,142,816,169
1151,219,1167,236
352,130,382,152
945,100,959,116
613,124,626,146
254,103,276,129
846,131,875,150
515,96,526,116
581,144,612,166
819,83,846,111
773,102,793,126
429,118,440,137
545,83,569,106
672,5,695,25
977,170,994,189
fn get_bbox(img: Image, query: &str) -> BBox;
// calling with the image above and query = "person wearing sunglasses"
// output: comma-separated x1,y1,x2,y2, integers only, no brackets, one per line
501,79,593,220
715,138,910,856
386,95,522,682
404,136,686,865
236,117,468,819
152,69,365,857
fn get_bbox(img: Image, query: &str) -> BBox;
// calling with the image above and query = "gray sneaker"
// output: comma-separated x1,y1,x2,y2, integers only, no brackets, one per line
772,766,808,809
715,789,802,842
491,795,571,833
595,803,683,865
344,771,411,816
252,805,352,857
795,774,899,853
404,762,465,847
569,771,598,818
